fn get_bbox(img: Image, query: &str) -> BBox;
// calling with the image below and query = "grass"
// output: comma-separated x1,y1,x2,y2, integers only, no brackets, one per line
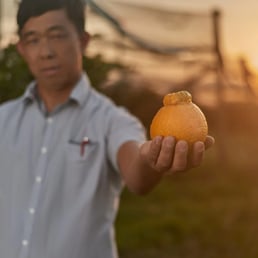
116,156,258,258
113,94,258,258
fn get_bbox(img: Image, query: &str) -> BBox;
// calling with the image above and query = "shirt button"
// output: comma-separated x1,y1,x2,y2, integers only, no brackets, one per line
41,147,47,154
47,117,53,124
36,176,42,183
29,208,35,214
22,240,29,246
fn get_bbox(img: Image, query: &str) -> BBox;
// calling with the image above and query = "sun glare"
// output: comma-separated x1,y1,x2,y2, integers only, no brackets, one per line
250,56,258,72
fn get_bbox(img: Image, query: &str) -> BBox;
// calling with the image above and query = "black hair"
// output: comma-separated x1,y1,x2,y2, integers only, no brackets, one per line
17,0,86,35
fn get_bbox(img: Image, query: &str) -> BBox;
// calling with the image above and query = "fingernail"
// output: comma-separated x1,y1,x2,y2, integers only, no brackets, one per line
165,136,175,147
197,143,205,152
178,141,188,152
154,136,162,144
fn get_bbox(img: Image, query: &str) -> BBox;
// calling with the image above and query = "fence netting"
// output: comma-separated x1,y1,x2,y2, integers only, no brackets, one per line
86,0,215,55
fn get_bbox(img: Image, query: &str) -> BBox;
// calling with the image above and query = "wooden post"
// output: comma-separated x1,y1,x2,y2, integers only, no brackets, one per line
0,0,2,45
212,9,228,166
212,9,224,71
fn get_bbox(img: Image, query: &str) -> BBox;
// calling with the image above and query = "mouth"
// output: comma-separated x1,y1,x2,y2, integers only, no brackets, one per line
41,66,60,76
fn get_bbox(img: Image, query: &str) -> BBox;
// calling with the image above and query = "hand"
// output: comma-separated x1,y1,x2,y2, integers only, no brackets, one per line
140,135,215,175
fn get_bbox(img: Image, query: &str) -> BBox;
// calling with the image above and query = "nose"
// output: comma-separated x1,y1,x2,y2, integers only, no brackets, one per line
39,38,55,59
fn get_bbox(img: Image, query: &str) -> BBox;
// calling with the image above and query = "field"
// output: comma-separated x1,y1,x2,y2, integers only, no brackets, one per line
117,157,258,258
109,85,258,258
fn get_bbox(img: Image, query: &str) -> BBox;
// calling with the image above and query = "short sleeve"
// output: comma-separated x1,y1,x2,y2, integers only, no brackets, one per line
106,106,146,173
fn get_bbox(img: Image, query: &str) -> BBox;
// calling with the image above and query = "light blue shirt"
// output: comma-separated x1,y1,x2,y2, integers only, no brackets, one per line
0,73,146,258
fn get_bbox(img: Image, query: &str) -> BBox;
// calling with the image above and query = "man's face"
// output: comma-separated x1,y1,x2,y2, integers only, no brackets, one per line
17,9,89,91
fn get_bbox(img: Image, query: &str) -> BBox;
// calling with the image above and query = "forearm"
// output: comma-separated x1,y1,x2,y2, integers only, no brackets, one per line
125,154,163,195
118,141,163,195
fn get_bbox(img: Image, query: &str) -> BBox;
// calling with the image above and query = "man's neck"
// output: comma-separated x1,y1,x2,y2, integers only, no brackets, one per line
36,74,82,113
36,84,74,113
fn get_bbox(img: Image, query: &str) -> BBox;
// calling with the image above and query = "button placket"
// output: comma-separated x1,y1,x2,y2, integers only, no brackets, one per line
19,116,54,258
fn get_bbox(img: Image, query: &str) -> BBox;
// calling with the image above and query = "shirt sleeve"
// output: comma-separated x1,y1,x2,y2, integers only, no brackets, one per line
106,105,147,173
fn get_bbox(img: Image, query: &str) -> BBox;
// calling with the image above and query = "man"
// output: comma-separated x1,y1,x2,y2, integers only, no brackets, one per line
0,0,214,257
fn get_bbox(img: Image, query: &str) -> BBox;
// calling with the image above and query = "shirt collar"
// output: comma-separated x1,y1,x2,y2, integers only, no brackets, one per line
22,72,91,107
69,73,91,107
22,81,38,103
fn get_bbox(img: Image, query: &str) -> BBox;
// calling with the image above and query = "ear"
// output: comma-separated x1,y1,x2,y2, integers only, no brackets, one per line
16,40,26,58
80,31,90,52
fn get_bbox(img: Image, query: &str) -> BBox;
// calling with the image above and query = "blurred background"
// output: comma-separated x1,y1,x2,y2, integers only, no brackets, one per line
1,0,258,257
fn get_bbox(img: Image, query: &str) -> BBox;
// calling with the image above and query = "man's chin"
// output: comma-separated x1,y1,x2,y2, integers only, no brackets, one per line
38,76,77,92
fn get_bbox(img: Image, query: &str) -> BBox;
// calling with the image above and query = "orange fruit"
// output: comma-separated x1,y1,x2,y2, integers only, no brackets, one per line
150,91,208,145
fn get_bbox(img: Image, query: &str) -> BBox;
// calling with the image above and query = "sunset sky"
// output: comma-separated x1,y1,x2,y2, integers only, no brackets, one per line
91,0,254,70
126,0,258,68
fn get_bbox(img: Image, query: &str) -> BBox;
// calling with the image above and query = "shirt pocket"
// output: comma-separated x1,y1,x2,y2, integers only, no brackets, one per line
66,139,98,162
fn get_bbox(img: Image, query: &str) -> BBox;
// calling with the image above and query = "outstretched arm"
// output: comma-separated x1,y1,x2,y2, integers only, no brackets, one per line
118,135,215,195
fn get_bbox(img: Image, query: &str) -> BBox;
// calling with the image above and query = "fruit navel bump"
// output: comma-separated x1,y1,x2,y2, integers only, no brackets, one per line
150,91,208,145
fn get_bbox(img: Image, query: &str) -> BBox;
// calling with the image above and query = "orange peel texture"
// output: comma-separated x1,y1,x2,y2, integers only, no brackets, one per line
150,91,208,145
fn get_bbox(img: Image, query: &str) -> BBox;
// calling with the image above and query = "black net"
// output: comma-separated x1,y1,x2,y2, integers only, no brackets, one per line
86,0,214,55
85,0,221,97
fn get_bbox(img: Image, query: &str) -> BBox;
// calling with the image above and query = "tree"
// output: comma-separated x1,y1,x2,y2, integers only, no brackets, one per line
0,44,125,104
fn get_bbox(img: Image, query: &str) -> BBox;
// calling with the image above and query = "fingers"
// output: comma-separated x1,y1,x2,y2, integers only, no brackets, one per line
155,136,176,172
204,135,215,149
172,136,215,172
170,140,188,172
149,136,188,173
190,141,205,167
147,135,215,174
148,136,163,166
